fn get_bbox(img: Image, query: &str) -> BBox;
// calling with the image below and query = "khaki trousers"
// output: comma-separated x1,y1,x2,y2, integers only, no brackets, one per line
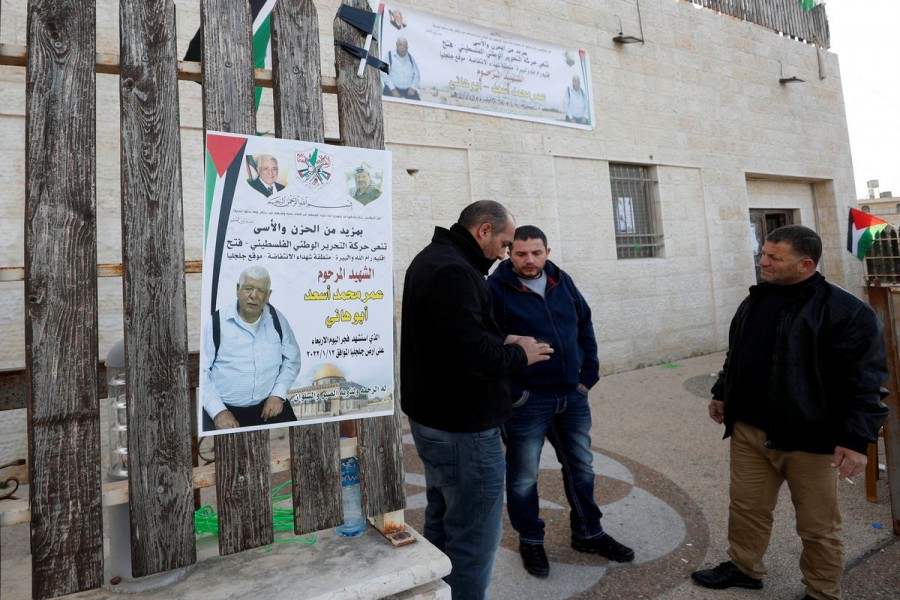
727,421,843,600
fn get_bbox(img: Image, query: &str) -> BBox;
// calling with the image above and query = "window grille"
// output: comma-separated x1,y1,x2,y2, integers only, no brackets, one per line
609,164,663,258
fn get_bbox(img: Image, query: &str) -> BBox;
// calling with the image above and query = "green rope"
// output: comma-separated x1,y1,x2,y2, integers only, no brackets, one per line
194,480,317,547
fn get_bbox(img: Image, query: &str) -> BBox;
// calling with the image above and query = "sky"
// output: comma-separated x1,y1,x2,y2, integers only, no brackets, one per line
825,0,900,200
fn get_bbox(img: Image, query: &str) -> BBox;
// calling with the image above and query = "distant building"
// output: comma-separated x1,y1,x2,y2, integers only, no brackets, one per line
858,192,900,225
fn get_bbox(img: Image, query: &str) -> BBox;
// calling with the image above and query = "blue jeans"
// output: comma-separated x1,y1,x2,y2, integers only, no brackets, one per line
410,420,505,600
502,389,603,545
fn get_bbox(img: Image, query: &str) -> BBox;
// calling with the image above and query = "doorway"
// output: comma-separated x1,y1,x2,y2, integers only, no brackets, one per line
749,210,793,282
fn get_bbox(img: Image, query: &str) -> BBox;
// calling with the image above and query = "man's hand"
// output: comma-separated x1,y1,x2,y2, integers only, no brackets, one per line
213,410,240,430
391,89,401,97
406,87,418,98
577,383,589,394
832,446,867,480
708,399,725,424
261,395,285,421
514,336,553,365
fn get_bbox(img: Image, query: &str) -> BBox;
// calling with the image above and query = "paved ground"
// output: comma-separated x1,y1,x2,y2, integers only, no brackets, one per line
402,351,898,600
1,351,897,599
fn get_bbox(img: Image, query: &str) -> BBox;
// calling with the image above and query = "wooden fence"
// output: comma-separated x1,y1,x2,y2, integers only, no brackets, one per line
686,0,830,47
0,1,405,598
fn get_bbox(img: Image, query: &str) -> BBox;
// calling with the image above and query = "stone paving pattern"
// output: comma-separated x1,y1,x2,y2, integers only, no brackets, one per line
1,352,896,599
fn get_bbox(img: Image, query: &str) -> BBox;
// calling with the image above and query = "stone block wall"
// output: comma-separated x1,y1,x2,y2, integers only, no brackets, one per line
0,0,861,380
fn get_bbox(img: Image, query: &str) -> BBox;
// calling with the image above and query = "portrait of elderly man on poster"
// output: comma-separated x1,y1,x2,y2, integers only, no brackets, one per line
200,265,301,434
247,153,287,198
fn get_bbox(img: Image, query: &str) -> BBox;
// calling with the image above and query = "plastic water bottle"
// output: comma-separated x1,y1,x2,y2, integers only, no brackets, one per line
335,455,366,537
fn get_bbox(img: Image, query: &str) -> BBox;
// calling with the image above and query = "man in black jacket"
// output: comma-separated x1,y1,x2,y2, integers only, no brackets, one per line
692,225,888,600
401,200,552,600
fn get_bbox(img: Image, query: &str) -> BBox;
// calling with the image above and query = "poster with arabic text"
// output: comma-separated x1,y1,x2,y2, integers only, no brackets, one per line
199,131,393,437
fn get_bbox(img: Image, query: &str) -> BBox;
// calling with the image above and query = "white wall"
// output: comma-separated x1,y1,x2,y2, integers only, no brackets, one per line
0,0,863,382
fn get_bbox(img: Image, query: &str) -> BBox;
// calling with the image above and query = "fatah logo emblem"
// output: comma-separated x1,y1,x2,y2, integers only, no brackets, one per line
296,148,333,190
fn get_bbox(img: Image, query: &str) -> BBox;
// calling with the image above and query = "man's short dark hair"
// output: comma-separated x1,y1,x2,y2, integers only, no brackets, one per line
514,225,547,247
766,225,822,265
458,200,511,232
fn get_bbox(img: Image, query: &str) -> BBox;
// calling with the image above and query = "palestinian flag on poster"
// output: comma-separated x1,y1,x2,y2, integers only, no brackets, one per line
204,132,250,311
798,0,822,11
847,207,889,261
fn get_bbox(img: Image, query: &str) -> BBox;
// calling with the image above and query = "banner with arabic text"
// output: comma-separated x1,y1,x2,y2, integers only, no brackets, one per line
378,2,593,128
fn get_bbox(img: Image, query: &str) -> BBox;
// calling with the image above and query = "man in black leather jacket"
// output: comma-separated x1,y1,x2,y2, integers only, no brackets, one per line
401,200,552,599
692,225,888,600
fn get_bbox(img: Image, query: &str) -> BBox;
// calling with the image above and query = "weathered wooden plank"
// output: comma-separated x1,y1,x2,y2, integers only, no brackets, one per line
0,260,202,283
0,450,294,528
271,0,344,535
1,353,201,413
333,0,384,150
0,367,29,412
201,0,274,555
359,335,406,518
272,0,326,142
119,0,196,577
289,423,342,532
333,0,405,517
0,43,343,90
25,1,103,598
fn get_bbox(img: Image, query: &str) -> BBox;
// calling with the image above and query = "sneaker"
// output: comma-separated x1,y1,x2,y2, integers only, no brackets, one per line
690,561,763,590
519,542,549,577
571,533,635,562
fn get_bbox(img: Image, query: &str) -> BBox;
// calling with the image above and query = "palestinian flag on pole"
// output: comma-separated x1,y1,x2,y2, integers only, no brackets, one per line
183,0,275,114
847,207,889,260
798,0,822,11
252,0,277,112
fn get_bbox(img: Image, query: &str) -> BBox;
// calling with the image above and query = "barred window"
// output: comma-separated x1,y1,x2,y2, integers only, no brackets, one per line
609,164,663,258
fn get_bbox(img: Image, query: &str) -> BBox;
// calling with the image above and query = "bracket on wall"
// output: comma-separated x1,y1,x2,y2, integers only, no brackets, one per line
778,60,805,84
613,0,644,44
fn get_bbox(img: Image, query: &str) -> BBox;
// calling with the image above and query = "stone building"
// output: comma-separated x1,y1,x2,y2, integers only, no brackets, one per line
0,1,861,460
859,193,900,225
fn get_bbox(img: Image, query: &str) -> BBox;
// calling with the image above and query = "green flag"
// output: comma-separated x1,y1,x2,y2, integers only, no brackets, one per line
252,0,277,112
798,0,821,11
847,207,889,261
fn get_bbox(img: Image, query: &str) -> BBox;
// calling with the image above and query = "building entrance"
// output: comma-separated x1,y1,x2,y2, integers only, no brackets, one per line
749,209,793,282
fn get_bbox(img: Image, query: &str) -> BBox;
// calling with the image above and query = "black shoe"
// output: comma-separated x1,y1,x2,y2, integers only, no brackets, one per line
571,533,635,562
519,542,549,577
691,561,763,590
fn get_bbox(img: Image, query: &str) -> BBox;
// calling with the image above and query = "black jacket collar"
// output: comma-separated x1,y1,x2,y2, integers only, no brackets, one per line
749,271,825,299
436,223,496,275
